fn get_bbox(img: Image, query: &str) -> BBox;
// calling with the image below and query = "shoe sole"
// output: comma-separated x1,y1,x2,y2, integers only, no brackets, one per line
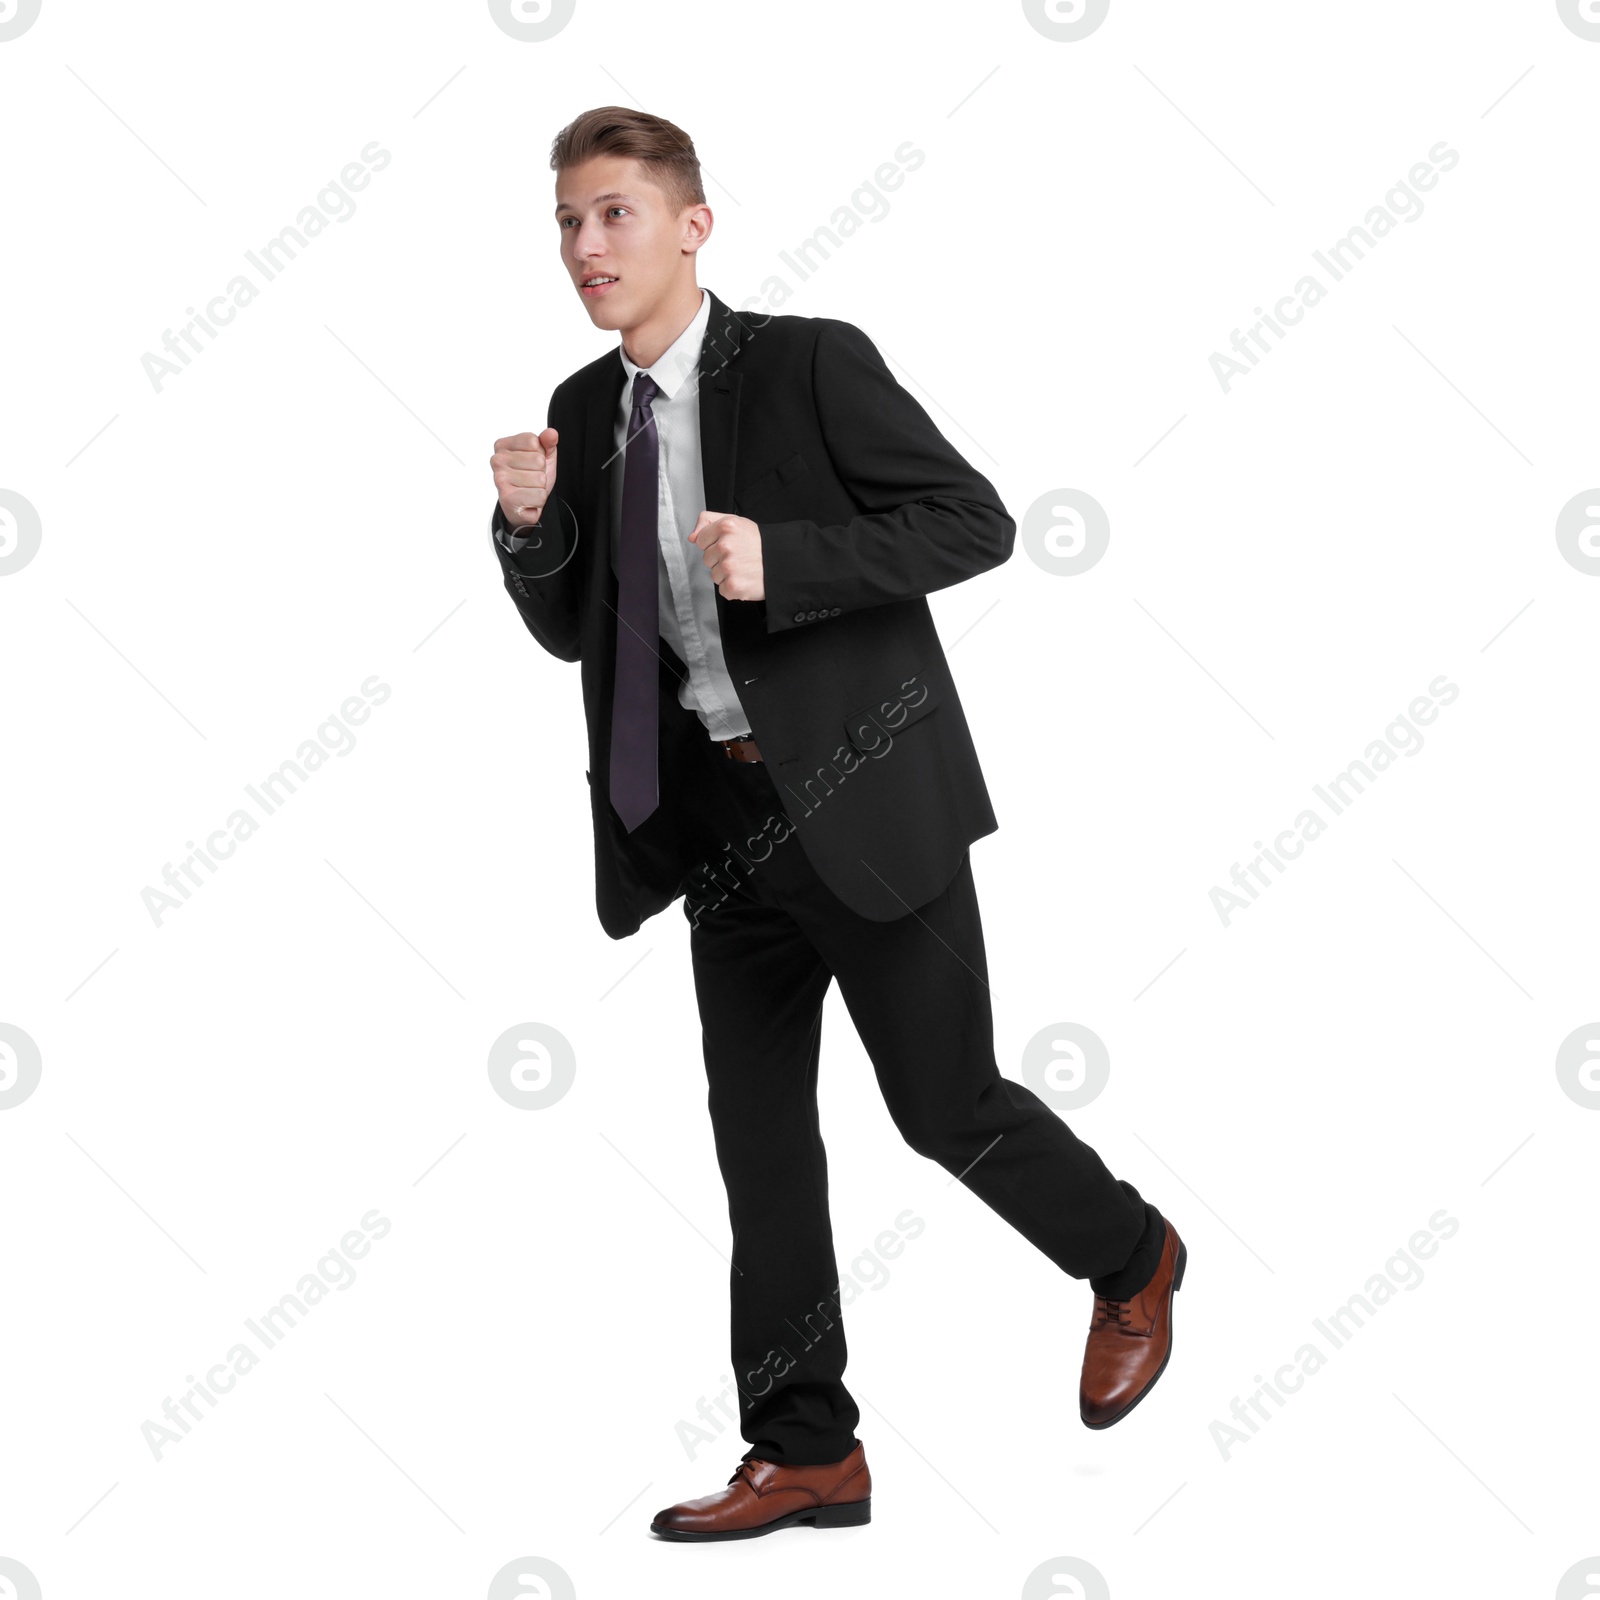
1081,1234,1187,1431
651,1497,871,1541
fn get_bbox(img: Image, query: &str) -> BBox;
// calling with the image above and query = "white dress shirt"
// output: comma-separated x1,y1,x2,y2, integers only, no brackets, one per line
496,287,753,741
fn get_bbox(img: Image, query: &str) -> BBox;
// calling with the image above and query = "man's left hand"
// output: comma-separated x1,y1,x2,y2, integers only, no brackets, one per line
690,511,764,602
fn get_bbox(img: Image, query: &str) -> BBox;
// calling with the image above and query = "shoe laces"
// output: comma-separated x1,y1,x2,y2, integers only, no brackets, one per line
1091,1295,1133,1329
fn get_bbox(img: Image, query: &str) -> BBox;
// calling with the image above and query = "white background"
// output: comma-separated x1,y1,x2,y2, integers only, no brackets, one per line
2,1,1597,1596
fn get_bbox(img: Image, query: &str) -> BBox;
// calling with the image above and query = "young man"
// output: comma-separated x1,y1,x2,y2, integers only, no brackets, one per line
488,106,1187,1542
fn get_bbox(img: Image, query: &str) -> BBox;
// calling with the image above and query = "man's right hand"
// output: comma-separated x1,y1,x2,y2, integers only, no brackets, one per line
491,428,558,528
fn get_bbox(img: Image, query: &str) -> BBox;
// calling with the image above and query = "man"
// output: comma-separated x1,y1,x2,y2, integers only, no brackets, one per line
488,106,1187,1542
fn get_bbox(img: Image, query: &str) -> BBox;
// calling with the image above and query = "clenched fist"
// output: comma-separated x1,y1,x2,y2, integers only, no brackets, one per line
491,428,558,528
690,511,764,602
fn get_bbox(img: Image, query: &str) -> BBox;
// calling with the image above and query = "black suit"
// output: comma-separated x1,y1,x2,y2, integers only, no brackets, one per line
493,288,1008,936
492,288,1164,1465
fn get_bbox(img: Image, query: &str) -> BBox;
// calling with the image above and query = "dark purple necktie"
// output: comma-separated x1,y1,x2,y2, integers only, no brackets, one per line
609,371,661,833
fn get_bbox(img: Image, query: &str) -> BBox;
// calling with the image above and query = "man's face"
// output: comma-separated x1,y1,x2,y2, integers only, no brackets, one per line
555,154,700,330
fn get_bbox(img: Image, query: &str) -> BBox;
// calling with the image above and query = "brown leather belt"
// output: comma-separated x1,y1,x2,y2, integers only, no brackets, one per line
716,733,763,763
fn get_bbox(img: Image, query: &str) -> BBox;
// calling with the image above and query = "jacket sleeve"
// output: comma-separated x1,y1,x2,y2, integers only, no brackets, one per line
491,380,584,663
758,318,1015,635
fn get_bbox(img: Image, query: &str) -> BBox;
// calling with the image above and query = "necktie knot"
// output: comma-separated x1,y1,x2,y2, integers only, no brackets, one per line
631,371,660,416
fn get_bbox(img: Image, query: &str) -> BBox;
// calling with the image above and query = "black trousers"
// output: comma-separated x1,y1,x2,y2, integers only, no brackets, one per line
668,725,1165,1466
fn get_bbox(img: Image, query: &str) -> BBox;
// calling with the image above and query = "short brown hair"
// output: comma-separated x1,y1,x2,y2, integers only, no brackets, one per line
550,106,705,215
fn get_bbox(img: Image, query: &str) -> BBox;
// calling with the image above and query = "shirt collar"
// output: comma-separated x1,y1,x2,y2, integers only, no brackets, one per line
618,287,710,401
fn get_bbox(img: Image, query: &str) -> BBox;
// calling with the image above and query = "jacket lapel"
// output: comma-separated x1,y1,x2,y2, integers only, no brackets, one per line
696,288,746,527
697,292,759,652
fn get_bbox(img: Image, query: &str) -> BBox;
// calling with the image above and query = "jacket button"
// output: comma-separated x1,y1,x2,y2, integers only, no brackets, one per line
793,611,805,622
830,607,841,616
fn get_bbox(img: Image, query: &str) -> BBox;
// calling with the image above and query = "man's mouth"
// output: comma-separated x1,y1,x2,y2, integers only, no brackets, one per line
581,275,619,296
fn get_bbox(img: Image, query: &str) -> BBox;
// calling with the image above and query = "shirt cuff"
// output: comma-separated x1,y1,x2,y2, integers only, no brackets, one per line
491,504,539,554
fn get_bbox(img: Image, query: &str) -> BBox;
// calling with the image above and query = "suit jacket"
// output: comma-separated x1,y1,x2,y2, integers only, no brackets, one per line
492,287,1015,939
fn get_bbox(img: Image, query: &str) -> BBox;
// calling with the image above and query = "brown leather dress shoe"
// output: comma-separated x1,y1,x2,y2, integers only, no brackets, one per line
1079,1213,1187,1429
650,1443,872,1541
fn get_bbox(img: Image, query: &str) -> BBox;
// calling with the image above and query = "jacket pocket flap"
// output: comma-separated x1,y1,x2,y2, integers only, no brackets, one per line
843,669,938,755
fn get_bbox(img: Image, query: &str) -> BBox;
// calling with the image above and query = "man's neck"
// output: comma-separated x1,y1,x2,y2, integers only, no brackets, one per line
620,283,704,369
